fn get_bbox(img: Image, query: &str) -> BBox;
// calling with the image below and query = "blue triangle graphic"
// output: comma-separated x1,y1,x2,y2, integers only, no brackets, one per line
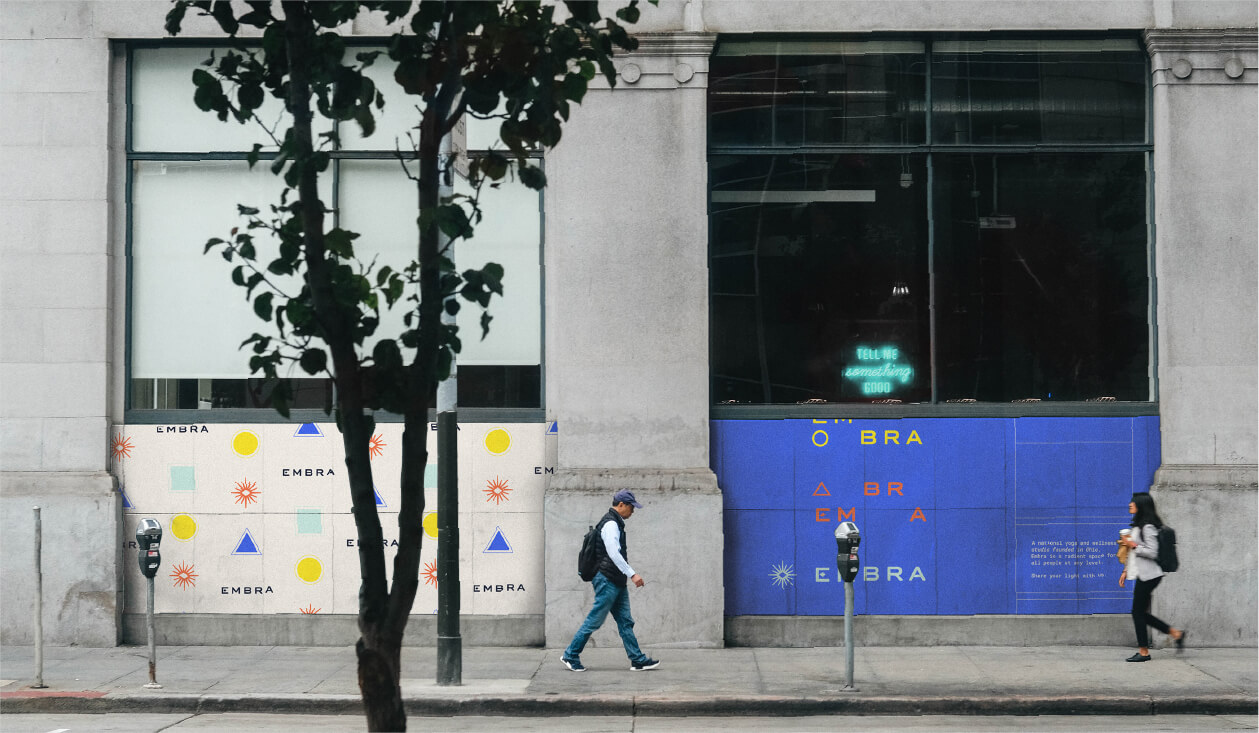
547,422,558,435
374,486,387,508
294,423,323,437
119,487,134,509
233,529,261,555
483,527,513,553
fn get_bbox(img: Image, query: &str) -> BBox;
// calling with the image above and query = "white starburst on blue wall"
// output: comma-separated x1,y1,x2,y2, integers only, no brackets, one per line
769,562,796,588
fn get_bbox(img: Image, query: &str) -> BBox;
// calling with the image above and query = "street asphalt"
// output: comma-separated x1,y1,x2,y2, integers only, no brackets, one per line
1,643,1255,717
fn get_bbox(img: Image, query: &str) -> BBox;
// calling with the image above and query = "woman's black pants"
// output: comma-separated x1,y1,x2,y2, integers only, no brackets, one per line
1132,576,1171,648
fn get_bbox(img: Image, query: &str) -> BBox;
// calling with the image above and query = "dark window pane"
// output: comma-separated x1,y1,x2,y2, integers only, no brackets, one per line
711,154,930,403
455,365,541,408
933,153,1150,401
130,378,334,410
711,41,926,147
932,40,1147,144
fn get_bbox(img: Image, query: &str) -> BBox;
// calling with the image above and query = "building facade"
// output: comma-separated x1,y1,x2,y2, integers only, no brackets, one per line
1,0,1255,649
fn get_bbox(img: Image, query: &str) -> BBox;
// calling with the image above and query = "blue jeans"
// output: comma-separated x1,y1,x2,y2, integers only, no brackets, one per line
563,572,646,662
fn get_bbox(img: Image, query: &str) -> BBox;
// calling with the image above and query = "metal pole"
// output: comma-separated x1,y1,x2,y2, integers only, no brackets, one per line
435,410,461,685
144,576,161,689
844,581,856,690
32,507,46,689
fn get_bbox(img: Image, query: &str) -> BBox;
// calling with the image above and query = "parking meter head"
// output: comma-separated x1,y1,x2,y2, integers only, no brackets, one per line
136,518,162,578
835,521,861,582
834,521,860,550
136,518,162,548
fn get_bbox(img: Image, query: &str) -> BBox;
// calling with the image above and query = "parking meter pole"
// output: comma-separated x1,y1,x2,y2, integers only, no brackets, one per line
844,581,855,689
136,517,163,689
834,521,860,691
145,576,161,688
32,506,46,689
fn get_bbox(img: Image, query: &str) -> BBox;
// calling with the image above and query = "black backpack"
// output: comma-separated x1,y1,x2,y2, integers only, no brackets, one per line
1157,525,1179,572
578,524,602,581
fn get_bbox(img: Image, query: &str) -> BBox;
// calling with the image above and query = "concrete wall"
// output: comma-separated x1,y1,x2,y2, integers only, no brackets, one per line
0,1,120,646
542,30,725,648
1145,27,1258,646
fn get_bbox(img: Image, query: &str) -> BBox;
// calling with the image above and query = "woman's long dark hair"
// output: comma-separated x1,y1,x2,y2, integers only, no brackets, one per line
1130,492,1164,529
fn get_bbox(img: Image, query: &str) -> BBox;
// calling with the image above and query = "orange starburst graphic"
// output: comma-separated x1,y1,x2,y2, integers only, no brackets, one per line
111,434,133,460
300,604,320,614
232,479,261,506
484,476,511,505
422,560,438,586
369,433,386,459
170,562,197,589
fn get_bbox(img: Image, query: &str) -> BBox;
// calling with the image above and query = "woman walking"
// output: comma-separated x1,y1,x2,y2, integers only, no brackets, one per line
1119,492,1186,661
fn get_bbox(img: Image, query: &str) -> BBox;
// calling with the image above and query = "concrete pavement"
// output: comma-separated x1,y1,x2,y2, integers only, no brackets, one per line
1,644,1255,717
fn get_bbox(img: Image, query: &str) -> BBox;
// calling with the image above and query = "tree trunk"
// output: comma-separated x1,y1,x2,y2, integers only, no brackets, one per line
280,3,403,729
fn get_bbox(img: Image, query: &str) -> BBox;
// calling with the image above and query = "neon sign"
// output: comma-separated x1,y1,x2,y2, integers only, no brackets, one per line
843,346,914,396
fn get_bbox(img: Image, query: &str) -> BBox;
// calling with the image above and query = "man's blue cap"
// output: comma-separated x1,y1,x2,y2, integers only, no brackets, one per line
613,490,642,508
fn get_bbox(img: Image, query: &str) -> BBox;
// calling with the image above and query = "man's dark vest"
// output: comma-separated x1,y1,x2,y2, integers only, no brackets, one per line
594,508,629,587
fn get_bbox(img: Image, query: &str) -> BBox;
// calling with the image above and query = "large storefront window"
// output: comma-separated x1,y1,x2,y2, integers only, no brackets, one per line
710,37,1151,405
127,47,542,412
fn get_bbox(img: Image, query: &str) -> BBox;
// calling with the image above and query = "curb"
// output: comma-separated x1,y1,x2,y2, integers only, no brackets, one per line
3,693,1256,717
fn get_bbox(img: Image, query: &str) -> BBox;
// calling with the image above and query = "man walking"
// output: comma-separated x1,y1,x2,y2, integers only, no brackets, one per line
561,490,660,671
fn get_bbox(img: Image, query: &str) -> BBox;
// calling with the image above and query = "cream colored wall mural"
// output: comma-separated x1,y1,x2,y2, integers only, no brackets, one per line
111,422,554,617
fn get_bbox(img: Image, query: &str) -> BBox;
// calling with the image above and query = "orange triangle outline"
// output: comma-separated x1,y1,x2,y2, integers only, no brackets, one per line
812,482,830,496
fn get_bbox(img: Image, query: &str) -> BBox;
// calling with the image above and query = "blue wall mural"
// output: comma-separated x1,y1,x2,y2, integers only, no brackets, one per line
713,417,1161,616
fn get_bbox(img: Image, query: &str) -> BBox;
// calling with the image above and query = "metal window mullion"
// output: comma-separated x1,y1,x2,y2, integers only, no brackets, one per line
926,38,936,404
124,44,135,411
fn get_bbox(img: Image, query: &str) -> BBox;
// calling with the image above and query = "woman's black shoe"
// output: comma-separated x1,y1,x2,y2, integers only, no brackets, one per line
1125,652,1151,662
1175,631,1187,653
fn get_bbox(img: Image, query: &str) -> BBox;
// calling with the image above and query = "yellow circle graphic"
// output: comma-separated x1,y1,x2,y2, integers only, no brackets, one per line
422,512,439,539
295,555,323,584
812,430,829,447
233,430,260,457
484,428,511,455
170,514,197,542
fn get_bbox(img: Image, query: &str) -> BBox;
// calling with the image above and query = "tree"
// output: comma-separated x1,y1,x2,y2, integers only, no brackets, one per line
164,2,647,729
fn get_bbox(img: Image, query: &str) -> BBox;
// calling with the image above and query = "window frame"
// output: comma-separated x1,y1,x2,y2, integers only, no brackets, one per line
707,32,1158,419
122,40,546,424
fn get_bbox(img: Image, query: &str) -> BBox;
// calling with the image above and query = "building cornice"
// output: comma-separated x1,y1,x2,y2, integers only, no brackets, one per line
1143,28,1257,55
1144,28,1256,85
627,31,719,58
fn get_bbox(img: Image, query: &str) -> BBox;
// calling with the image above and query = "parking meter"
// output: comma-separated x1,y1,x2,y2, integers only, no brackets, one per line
136,519,162,579
835,521,861,582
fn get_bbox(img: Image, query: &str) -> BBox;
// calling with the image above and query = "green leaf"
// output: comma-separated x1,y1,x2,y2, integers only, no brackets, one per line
253,291,273,320
518,164,547,190
444,298,461,316
562,72,588,103
209,0,239,35
325,227,359,258
299,348,327,375
238,82,264,112
479,311,494,340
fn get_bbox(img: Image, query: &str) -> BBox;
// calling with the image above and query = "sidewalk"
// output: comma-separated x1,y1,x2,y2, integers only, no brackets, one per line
2,644,1255,716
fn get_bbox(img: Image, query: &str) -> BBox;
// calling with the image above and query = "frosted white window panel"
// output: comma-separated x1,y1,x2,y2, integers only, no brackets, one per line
131,161,330,379
336,161,542,366
131,47,330,153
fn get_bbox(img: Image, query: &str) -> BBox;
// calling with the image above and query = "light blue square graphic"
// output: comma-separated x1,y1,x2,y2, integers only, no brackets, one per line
170,466,195,492
295,507,323,535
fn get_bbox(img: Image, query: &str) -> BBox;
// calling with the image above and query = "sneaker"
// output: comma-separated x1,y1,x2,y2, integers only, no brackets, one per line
1125,652,1151,662
630,657,660,671
561,655,586,672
